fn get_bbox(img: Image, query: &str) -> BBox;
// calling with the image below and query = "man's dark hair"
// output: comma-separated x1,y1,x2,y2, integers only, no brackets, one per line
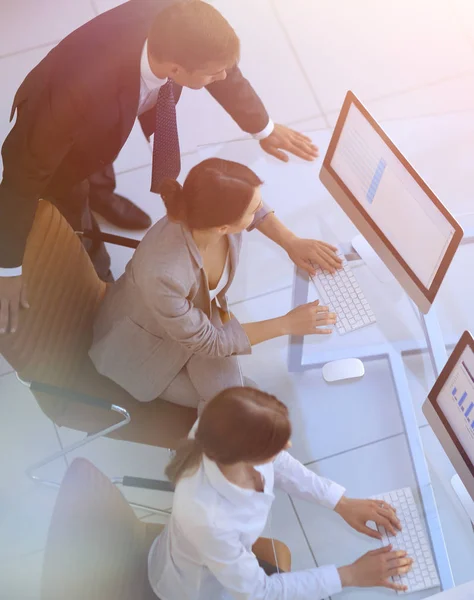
148,1,240,71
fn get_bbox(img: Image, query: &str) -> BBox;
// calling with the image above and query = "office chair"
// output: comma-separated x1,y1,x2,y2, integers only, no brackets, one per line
0,200,197,511
41,458,292,600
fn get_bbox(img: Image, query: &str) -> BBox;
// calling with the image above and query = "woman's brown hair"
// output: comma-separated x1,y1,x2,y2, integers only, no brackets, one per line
159,158,263,229
165,387,291,485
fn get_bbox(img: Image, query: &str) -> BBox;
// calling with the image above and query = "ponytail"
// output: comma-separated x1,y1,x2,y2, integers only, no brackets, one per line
159,179,186,223
165,438,203,485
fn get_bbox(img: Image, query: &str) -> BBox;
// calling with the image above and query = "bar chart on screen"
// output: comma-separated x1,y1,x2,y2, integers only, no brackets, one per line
452,386,474,430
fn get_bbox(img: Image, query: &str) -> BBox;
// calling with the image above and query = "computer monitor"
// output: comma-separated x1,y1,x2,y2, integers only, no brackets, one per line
423,331,474,510
320,91,463,313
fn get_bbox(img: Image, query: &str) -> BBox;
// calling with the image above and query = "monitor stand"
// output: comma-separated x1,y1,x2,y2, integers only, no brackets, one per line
451,474,474,527
351,234,395,283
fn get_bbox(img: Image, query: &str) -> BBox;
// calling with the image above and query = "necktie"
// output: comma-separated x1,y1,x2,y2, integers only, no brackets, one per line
150,79,181,193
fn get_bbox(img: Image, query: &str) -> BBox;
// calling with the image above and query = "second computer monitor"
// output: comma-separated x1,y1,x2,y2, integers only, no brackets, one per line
320,91,463,313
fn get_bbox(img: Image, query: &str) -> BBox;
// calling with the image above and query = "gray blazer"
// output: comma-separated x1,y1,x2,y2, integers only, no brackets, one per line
89,206,271,401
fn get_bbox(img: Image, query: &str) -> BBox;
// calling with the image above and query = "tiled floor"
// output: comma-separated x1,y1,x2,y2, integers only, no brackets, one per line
1,1,474,598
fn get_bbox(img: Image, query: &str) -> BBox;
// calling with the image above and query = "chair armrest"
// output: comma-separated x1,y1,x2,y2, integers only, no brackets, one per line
122,476,175,492
81,229,140,250
30,381,114,411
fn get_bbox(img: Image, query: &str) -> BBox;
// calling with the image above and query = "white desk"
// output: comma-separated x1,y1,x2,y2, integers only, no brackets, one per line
289,227,474,596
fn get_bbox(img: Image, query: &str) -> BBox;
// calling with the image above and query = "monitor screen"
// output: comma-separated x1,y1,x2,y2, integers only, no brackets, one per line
322,92,463,307
435,345,474,471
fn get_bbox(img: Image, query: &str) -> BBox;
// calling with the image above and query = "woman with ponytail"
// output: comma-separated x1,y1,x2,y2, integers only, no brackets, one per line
90,157,340,408
148,387,411,599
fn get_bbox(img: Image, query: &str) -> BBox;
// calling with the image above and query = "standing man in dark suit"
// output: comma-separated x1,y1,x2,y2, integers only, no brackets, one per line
0,0,319,334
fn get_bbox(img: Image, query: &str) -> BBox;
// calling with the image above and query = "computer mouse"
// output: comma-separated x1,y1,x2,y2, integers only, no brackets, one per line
322,358,365,383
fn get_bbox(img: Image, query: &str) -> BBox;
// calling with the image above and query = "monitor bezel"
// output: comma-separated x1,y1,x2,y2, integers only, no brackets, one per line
427,331,474,479
322,90,464,305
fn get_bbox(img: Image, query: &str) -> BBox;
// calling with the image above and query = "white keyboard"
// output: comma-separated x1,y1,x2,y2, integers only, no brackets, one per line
310,250,376,335
371,487,440,594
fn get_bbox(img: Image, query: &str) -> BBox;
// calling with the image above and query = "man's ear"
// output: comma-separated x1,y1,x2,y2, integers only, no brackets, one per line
169,63,182,77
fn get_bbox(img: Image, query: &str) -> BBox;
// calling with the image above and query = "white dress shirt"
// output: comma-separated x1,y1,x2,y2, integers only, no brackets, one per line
0,42,274,276
148,451,346,600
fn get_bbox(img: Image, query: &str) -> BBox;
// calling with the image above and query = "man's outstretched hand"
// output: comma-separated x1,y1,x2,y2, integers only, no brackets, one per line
260,124,319,162
0,275,29,334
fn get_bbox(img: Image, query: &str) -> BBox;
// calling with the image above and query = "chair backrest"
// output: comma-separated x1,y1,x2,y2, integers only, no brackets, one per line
0,200,106,387
41,458,161,600
0,200,197,448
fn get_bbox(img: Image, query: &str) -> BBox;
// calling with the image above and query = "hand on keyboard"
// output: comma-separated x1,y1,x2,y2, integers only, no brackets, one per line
335,496,401,539
283,300,337,336
285,237,343,275
310,250,376,335
339,545,413,593
372,488,440,594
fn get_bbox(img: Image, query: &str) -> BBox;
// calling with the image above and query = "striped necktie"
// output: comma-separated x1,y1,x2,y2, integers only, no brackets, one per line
150,79,181,193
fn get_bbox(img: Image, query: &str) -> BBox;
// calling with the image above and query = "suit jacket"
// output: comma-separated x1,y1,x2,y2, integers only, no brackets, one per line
88,207,274,402
0,0,269,267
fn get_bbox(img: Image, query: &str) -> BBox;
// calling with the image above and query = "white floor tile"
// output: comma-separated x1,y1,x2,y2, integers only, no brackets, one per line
287,116,329,131
0,374,64,559
452,0,474,47
291,435,439,599
0,549,43,600
381,113,474,218
231,288,406,464
329,75,474,126
0,486,58,561
94,0,125,14
0,1,95,57
0,374,65,494
274,0,474,116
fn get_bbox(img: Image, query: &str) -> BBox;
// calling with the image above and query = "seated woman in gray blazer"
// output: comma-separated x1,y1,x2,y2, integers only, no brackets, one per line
89,158,342,409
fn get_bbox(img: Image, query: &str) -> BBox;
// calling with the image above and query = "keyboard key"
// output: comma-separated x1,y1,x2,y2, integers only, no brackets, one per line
372,487,439,595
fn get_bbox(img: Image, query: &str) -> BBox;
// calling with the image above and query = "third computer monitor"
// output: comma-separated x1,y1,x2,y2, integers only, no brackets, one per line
320,91,463,313
423,331,474,503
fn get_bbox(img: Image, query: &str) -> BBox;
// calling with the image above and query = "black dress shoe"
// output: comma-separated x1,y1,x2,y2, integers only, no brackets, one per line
90,193,152,230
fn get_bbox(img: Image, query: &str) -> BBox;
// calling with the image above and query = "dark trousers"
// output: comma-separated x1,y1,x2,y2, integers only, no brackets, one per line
46,164,117,281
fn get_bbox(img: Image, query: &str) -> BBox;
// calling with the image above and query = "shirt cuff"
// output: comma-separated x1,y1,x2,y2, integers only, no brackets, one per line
246,202,274,232
225,317,252,356
317,565,343,596
252,119,275,141
0,266,22,277
326,482,347,510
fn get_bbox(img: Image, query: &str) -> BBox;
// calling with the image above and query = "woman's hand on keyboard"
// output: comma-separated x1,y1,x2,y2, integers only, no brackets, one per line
338,545,413,592
284,238,343,275
335,497,402,539
282,300,337,335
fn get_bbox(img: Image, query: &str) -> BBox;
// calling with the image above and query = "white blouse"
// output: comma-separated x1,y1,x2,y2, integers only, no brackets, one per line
209,252,230,302
148,451,346,600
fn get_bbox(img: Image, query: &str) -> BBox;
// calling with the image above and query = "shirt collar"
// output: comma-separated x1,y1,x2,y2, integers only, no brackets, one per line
141,39,168,91
202,454,273,506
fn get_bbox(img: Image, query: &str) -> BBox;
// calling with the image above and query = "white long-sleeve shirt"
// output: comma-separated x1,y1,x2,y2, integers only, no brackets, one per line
148,451,346,600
